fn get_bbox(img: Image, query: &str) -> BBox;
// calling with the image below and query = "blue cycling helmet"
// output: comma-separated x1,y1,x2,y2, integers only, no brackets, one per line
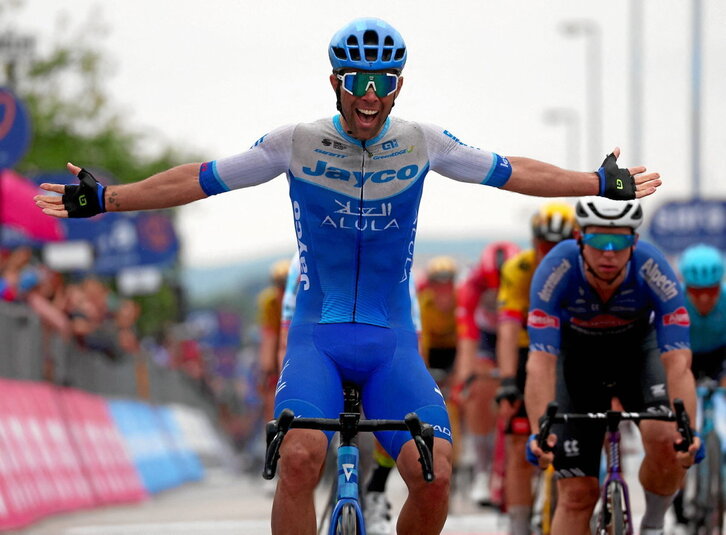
329,18,407,73
679,244,725,287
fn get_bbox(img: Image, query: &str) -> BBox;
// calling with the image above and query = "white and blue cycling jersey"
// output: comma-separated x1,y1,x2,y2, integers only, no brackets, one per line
199,115,510,458
527,239,691,355
281,251,422,332
200,115,510,331
684,281,726,354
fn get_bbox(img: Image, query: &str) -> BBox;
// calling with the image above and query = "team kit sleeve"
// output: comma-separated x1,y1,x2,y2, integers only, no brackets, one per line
198,124,295,195
526,252,574,357
418,123,512,187
636,242,692,353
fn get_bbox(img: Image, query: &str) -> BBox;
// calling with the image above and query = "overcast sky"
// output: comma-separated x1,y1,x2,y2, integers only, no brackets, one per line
12,0,726,267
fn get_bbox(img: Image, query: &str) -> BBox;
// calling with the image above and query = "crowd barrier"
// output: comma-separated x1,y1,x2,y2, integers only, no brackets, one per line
0,378,226,532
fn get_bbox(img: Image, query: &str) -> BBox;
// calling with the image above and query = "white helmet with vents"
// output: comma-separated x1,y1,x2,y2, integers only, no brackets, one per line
575,196,643,230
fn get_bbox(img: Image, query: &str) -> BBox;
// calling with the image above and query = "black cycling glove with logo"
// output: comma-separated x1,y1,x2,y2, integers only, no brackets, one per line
596,152,636,200
62,168,106,218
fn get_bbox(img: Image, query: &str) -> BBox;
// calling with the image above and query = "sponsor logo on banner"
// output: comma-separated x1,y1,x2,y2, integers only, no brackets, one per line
662,306,690,327
528,309,560,329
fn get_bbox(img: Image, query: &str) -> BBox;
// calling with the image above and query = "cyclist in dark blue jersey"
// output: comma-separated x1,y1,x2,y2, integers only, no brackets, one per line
36,17,663,535
524,197,701,535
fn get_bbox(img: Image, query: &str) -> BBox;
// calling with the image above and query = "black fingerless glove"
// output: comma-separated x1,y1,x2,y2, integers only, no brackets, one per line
495,376,522,405
62,168,106,218
596,153,636,200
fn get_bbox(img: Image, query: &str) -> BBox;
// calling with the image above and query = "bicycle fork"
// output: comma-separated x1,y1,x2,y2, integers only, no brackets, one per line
329,444,366,535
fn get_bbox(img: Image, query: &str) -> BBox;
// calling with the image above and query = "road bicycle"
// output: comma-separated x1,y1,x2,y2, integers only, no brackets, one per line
681,379,725,534
535,399,693,535
263,383,435,535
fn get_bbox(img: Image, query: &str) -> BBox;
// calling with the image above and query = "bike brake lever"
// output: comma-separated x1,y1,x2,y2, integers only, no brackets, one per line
262,409,295,480
537,401,559,453
672,398,694,453
405,413,435,482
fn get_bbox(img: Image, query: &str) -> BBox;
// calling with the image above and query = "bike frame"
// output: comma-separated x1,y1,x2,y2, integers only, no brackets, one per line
328,443,366,534
598,411,634,534
536,400,693,535
263,384,435,535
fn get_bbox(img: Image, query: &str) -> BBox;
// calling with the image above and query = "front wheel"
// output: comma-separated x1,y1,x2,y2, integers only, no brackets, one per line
335,503,358,535
597,482,628,535
701,432,724,534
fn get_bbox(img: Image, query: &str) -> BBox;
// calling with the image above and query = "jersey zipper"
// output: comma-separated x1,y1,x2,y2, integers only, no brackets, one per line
352,141,371,321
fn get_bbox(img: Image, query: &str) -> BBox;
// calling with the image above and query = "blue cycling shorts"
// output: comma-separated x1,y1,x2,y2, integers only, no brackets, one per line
274,322,452,460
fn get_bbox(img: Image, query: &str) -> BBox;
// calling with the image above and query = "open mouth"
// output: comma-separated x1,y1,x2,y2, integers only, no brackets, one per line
356,108,379,124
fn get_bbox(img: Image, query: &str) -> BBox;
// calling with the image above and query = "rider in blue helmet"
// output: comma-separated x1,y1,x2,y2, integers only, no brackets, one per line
328,17,407,142
678,244,726,383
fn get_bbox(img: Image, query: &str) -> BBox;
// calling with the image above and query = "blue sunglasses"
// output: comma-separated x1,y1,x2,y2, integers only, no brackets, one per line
582,233,636,251
336,72,399,97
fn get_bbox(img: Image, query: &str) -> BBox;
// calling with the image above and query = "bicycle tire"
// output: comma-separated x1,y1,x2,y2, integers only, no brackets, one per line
598,482,627,535
335,503,358,535
702,432,724,534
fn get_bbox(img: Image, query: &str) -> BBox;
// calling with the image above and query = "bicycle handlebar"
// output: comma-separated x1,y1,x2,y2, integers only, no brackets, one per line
262,408,436,482
535,398,694,454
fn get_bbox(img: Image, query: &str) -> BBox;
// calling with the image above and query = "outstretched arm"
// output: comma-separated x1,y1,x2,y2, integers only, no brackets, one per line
503,147,661,200
35,162,207,218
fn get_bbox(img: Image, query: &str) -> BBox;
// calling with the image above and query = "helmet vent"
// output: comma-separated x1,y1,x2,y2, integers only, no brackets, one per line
349,48,361,61
363,30,379,45
365,47,378,61
394,48,406,61
332,47,347,61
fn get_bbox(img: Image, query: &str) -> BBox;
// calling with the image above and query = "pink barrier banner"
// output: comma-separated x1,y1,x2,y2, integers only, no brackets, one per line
0,378,44,530
59,388,147,505
0,379,146,531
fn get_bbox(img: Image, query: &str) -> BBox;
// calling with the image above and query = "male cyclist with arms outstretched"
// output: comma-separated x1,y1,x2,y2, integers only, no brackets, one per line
525,197,701,535
37,18,661,535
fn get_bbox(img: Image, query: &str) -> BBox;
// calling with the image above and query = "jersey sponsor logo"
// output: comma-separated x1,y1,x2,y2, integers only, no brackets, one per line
321,138,348,150
433,424,452,438
537,258,572,302
302,159,419,188
314,148,347,159
442,129,481,150
250,134,267,148
662,306,690,327
528,309,560,329
640,258,679,301
320,199,400,232
570,314,635,329
371,147,414,160
292,201,311,291
381,139,399,150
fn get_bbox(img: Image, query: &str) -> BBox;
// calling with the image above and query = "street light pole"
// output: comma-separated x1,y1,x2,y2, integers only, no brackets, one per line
691,0,703,199
543,108,580,170
560,20,602,167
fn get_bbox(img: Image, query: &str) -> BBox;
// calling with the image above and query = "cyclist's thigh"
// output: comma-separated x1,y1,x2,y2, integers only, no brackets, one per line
553,345,610,479
274,323,344,422
616,330,670,413
361,327,451,460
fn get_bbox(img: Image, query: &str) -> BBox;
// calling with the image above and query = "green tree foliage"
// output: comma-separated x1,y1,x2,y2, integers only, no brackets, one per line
3,4,204,335
6,8,201,181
